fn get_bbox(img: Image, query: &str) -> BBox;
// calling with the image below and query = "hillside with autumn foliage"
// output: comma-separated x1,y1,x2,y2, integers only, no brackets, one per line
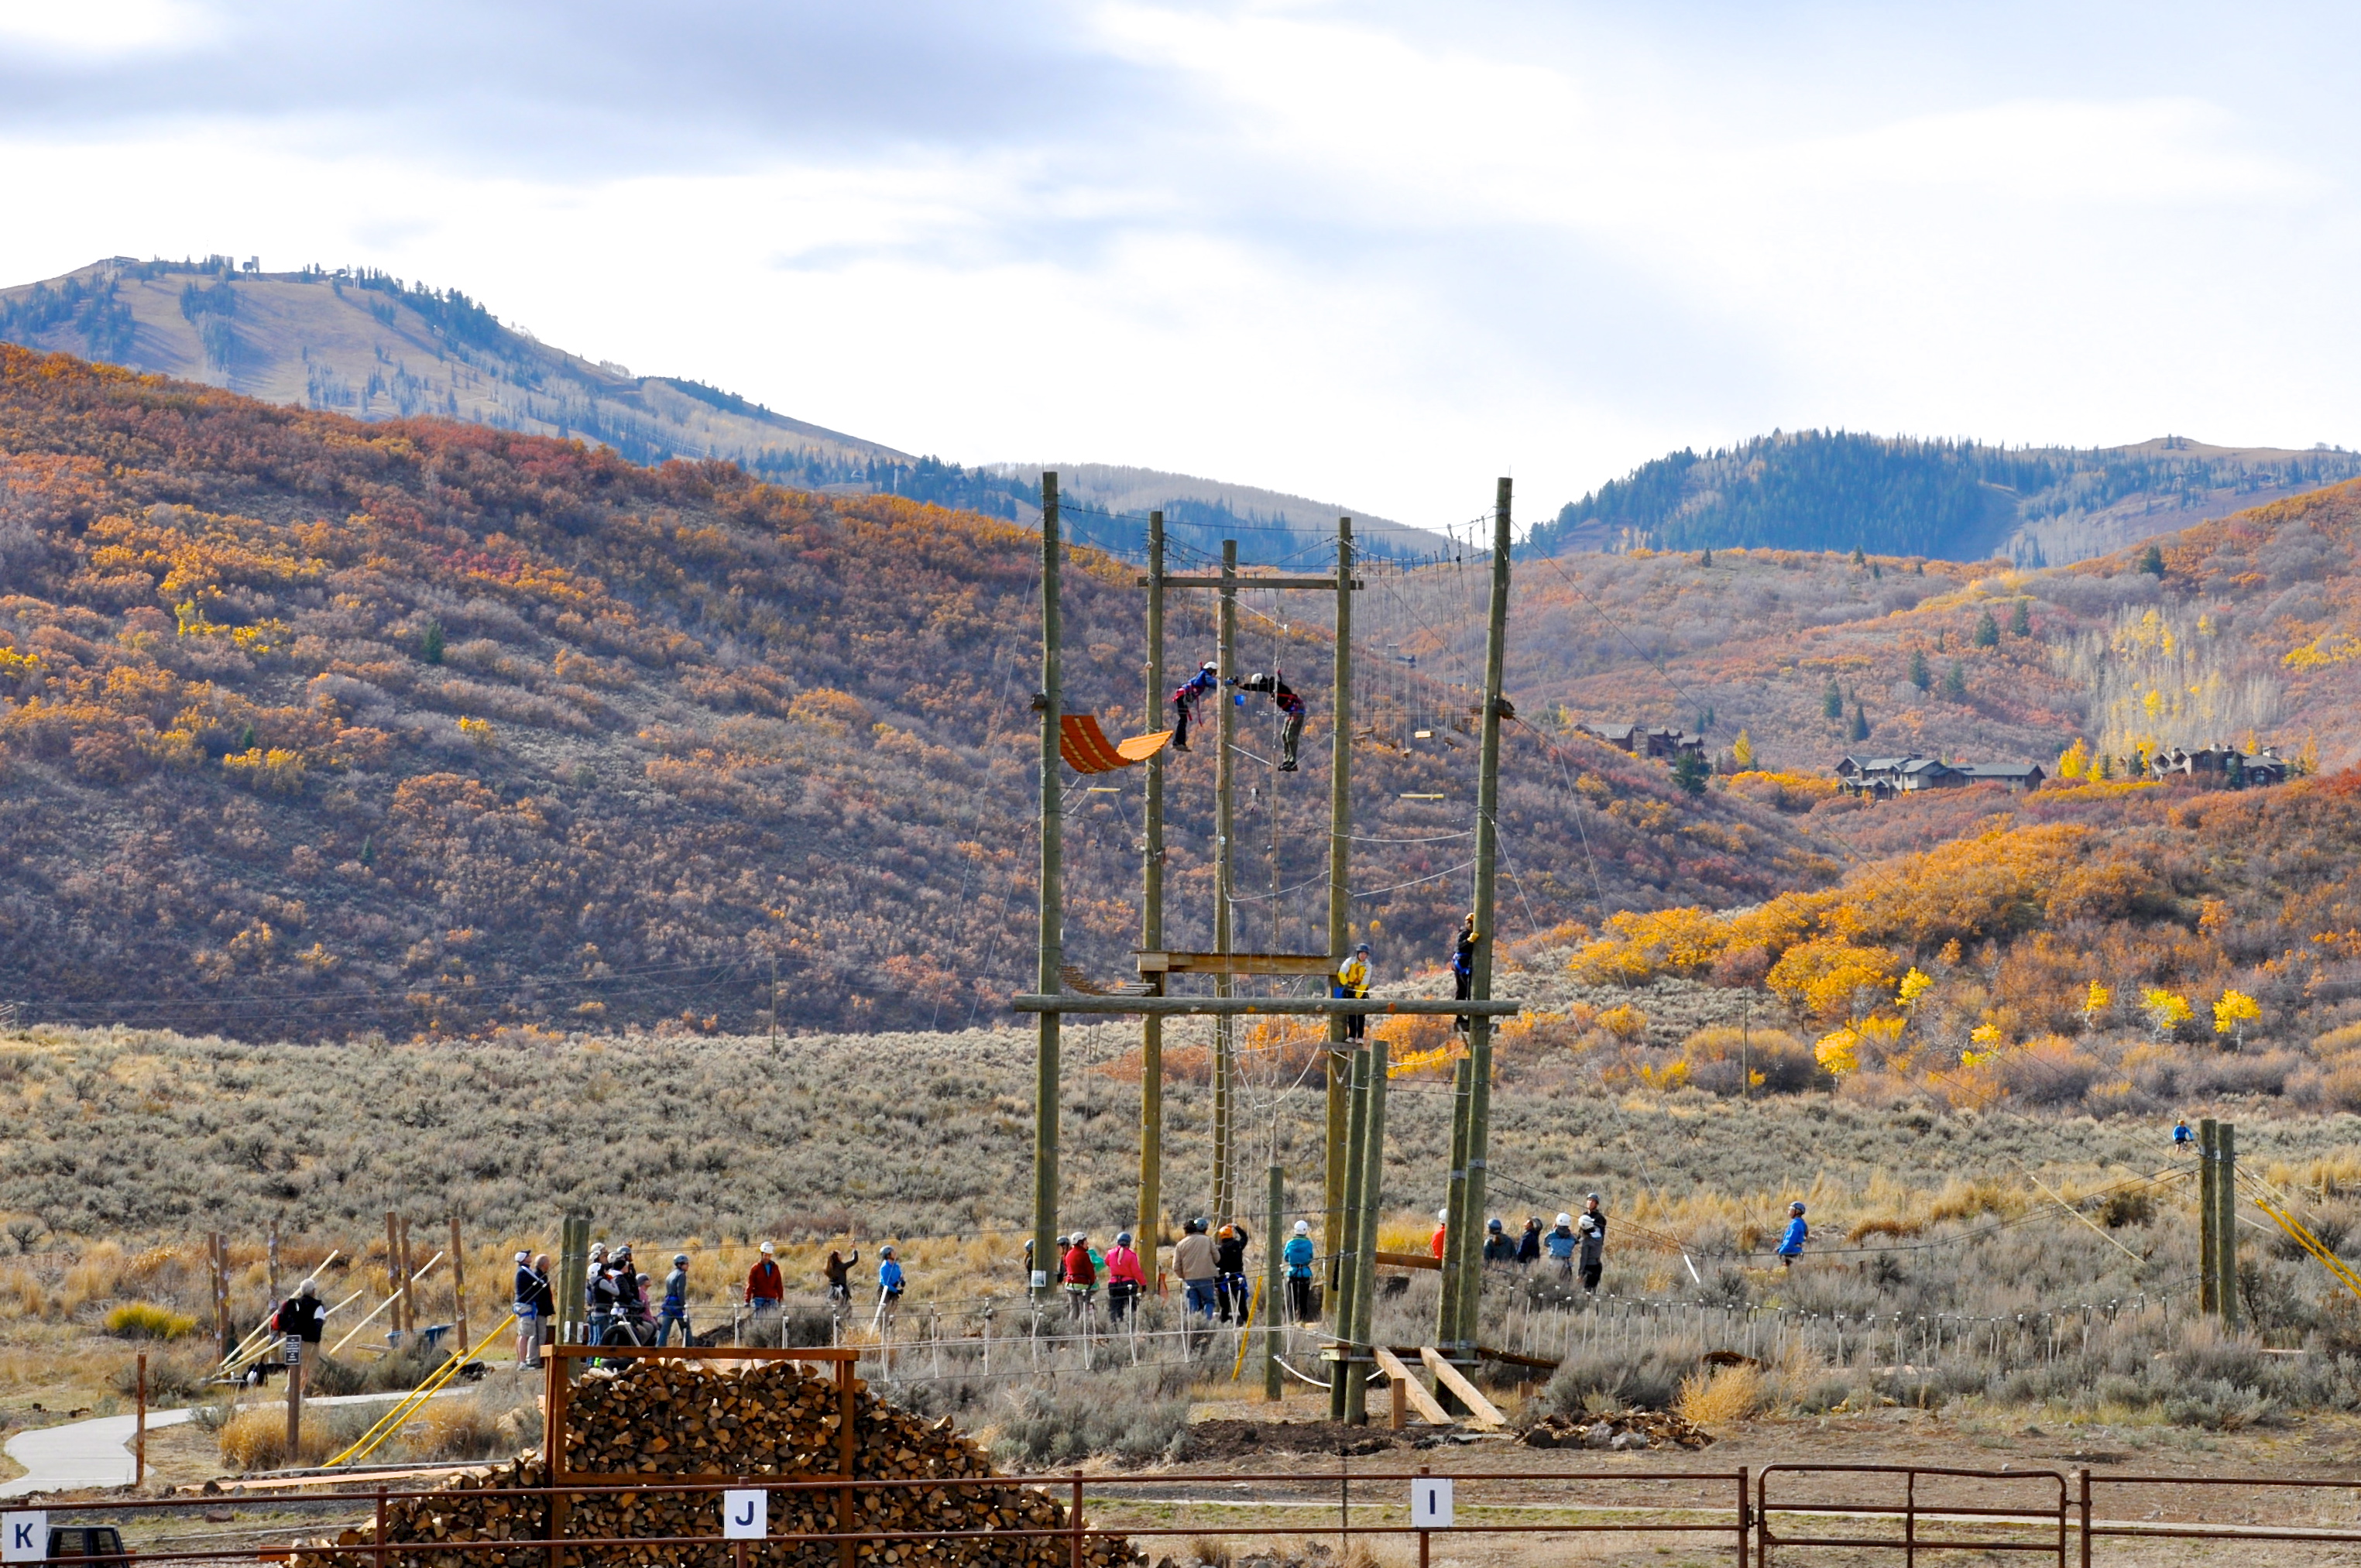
0,346,1846,1040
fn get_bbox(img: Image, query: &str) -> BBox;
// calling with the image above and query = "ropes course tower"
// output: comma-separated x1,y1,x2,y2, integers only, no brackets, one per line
1013,474,1520,1424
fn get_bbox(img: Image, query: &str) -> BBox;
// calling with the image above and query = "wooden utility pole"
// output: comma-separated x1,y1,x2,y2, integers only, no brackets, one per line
397,1216,417,1340
556,1213,590,1379
2216,1120,2239,1328
1444,479,1512,1364
1212,539,1238,1223
1324,520,1354,1301
450,1216,470,1357
385,1212,403,1343
1031,471,1063,1305
1344,1039,1389,1425
2198,1117,2219,1316
1264,1162,1283,1402
1329,1043,1371,1424
1138,510,1166,1289
211,1233,230,1364
1435,1057,1474,1399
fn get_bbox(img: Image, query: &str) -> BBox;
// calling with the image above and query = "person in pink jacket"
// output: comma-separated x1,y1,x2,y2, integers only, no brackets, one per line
1104,1231,1147,1326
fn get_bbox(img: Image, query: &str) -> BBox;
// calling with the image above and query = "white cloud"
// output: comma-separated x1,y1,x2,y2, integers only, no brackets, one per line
0,0,208,55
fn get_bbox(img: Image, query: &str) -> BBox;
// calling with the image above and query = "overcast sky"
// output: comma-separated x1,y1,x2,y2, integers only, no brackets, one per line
2,1,2356,526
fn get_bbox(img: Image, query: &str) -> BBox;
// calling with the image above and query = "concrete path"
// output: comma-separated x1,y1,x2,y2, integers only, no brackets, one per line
0,1388,478,1497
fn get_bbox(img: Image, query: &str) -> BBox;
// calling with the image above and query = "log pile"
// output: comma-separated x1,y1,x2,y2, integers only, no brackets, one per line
299,1359,1138,1568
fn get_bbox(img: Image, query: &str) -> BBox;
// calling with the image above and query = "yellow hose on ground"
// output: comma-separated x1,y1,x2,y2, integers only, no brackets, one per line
325,1312,516,1470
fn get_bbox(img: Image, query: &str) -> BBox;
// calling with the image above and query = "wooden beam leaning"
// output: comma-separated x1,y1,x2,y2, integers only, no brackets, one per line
1419,1346,1507,1428
1371,1346,1452,1426
1014,996,1522,1016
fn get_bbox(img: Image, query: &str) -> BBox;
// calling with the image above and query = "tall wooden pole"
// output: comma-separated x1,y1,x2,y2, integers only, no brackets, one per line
2198,1118,2219,1316
1138,512,1166,1289
397,1216,416,1338
1263,1162,1283,1402
1434,1057,1474,1390
211,1233,229,1364
449,1216,469,1358
1213,539,1238,1223
1344,1038,1389,1425
1324,520,1354,1302
1448,479,1512,1361
1032,472,1064,1306
2216,1120,2239,1329
384,1213,403,1343
1329,1043,1371,1423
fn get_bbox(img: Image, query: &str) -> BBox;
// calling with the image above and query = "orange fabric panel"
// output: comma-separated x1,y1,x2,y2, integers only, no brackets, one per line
1059,715,1175,774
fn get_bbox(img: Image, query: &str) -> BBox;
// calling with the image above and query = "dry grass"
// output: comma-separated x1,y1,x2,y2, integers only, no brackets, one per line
215,1402,365,1470
1675,1363,1763,1428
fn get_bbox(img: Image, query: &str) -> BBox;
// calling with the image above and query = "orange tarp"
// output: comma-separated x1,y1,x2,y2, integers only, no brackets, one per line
1059,715,1174,774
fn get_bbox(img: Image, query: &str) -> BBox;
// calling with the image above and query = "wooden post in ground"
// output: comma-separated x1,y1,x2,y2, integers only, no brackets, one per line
2217,1120,2239,1329
1330,1043,1371,1423
2198,1119,2219,1316
1450,479,1512,1364
450,1216,470,1357
1212,538,1238,1224
1324,519,1354,1305
1138,509,1166,1292
267,1225,280,1307
1264,1162,1283,1402
398,1216,417,1340
1344,1039,1389,1425
211,1233,230,1364
384,1212,403,1344
1031,470,1063,1308
557,1214,591,1380
284,1328,304,1461
134,1354,146,1487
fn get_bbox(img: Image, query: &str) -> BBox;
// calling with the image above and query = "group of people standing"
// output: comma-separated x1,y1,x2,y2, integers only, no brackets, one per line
1440,1195,1611,1292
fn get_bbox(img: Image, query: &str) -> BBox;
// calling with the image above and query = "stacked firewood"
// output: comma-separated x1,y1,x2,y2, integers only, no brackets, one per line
300,1359,1138,1568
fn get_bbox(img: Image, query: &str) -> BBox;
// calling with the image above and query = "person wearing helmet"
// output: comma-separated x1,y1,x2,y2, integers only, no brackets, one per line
1213,1222,1254,1323
1283,1220,1318,1323
822,1246,863,1315
1062,1232,1100,1326
657,1253,693,1345
1172,661,1220,752
1517,1216,1543,1268
875,1245,906,1330
1450,914,1480,1034
1430,1209,1450,1261
1482,1216,1516,1266
611,1245,649,1342
1333,942,1373,1041
1777,1203,1808,1269
1105,1231,1146,1326
1231,669,1307,770
1174,1217,1220,1342
1544,1213,1577,1278
744,1241,784,1346
1579,1193,1608,1292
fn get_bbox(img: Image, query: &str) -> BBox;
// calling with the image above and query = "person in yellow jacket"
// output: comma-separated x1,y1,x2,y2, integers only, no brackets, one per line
1332,942,1371,1040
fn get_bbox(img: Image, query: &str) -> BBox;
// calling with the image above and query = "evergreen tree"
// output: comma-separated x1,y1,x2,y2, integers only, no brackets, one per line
1973,610,1999,647
2138,544,2166,578
1671,748,1710,796
1698,548,1712,567
1909,647,1931,691
1851,547,1867,566
1942,660,1968,700
1848,702,1870,742
2009,599,2032,636
1822,678,1845,721
421,619,444,664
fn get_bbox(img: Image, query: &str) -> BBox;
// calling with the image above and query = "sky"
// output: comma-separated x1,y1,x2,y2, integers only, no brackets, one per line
2,0,2358,528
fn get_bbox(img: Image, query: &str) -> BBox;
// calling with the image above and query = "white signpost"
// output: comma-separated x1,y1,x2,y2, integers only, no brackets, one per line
2,1511,46,1564
1412,1477,1453,1530
722,1489,767,1540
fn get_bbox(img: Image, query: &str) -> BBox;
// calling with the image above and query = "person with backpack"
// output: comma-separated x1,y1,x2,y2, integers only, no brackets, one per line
270,1280,328,1374
1777,1203,1808,1269
1283,1220,1318,1323
1543,1213,1577,1279
657,1254,693,1346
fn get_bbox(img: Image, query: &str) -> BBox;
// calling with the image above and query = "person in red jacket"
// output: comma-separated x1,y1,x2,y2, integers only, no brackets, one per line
1430,1208,1449,1260
744,1241,784,1346
1062,1233,1099,1328
1103,1231,1145,1327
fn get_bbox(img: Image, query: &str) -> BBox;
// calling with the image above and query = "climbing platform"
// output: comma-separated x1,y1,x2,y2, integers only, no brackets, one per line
1058,713,1173,774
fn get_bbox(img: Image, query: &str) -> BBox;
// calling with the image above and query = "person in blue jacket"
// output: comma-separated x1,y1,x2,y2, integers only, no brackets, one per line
2173,1118,2192,1148
1777,1203,1808,1269
876,1245,906,1329
1282,1220,1318,1323
1543,1213,1577,1279
1172,662,1220,752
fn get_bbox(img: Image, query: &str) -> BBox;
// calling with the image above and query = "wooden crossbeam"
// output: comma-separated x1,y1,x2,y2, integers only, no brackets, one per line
1371,1346,1453,1426
1138,575,1364,590
1136,950,1339,976
1375,1250,1442,1271
1011,995,1522,1017
1421,1345,1508,1429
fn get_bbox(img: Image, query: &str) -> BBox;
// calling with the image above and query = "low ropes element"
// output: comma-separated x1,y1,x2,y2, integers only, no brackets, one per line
1058,714,1173,774
216,1248,347,1373
326,1311,518,1470
327,1251,448,1357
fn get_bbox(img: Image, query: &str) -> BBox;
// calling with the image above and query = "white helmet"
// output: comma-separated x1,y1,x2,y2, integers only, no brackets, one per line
1556,1213,1573,1228
1437,1209,1450,1223
1292,1220,1309,1235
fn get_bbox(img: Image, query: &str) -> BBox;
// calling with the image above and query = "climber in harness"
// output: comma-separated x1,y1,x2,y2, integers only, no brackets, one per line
1233,670,1306,771
1333,942,1371,1040
1172,661,1220,752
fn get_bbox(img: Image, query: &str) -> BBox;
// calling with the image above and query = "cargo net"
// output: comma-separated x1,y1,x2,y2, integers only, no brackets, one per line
302,1357,1140,1568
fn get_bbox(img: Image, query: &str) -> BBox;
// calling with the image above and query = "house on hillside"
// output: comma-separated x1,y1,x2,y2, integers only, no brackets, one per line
1837,753,2044,797
2149,745,2289,787
1952,762,2047,791
1577,721,1704,760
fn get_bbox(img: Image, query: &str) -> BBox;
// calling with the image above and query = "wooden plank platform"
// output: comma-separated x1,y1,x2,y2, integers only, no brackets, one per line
1136,950,1340,976
1010,995,1522,1017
